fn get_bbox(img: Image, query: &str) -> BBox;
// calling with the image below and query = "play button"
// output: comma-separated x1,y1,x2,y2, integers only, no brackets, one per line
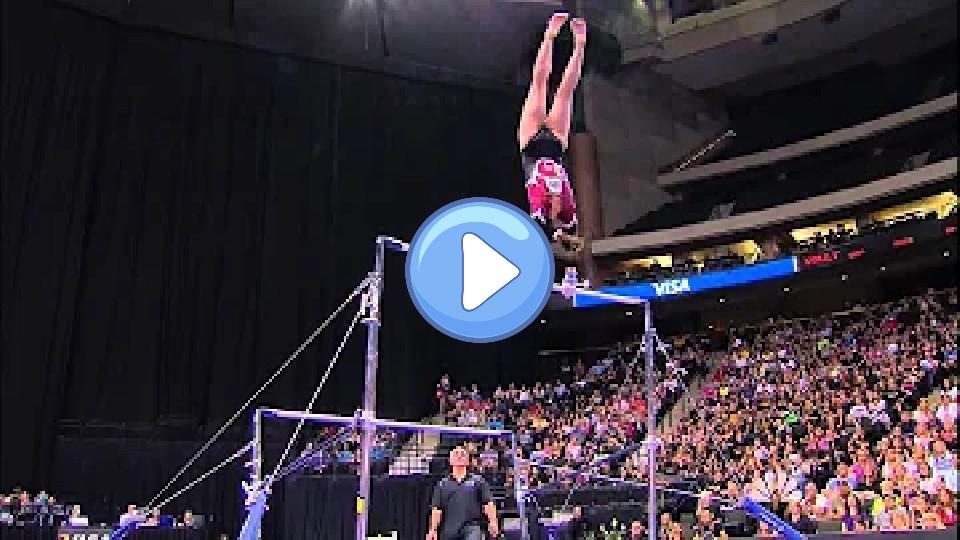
406,198,554,343
461,233,520,311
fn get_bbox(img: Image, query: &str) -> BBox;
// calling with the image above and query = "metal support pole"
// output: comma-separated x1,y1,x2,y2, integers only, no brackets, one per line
251,408,263,540
644,301,657,540
512,434,529,540
357,237,386,540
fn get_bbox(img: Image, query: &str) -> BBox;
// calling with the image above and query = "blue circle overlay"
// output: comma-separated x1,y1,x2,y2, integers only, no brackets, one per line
406,197,554,343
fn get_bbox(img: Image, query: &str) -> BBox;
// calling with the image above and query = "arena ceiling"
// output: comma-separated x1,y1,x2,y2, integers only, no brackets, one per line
54,0,956,97
647,0,958,97
53,0,648,88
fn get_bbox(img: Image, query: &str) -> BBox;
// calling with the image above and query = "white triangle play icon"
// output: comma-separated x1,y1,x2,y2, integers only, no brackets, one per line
461,233,520,311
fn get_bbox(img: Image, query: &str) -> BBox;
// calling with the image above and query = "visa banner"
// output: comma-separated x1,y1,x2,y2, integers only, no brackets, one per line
574,257,799,307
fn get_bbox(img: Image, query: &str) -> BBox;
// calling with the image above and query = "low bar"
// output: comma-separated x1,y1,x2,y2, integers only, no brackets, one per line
373,418,512,437
259,408,511,437
260,409,359,425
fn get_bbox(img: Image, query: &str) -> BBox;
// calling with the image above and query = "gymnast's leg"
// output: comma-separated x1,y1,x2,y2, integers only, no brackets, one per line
544,17,586,148
544,18,586,251
517,12,569,149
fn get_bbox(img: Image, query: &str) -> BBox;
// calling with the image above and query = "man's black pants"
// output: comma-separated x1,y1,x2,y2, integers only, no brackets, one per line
443,524,486,540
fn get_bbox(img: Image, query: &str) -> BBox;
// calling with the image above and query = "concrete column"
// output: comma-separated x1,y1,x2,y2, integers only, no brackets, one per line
570,132,603,240
569,131,603,285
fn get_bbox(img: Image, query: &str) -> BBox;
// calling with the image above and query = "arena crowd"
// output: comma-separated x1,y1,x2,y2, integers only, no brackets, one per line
437,332,712,489
438,288,958,536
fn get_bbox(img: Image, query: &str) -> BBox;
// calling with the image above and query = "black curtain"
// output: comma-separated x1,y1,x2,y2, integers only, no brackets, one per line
283,475,435,540
1,0,541,532
50,437,262,537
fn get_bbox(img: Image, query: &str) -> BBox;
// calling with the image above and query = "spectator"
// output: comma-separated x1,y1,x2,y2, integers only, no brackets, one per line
119,504,142,526
178,509,195,528
67,504,88,527
143,507,160,527
785,501,816,534
437,374,451,416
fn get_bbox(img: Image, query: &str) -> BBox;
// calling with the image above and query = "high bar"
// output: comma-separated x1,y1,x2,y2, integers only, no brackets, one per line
377,235,410,252
552,285,650,306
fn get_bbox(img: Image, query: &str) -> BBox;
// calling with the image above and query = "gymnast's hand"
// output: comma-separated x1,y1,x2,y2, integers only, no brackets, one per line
488,521,500,538
425,530,438,540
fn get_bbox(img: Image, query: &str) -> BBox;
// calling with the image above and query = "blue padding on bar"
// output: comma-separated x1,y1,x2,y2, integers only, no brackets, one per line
109,521,139,540
741,497,806,540
238,491,268,540
575,257,799,307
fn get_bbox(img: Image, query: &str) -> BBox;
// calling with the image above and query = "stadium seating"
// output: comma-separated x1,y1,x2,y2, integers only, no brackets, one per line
712,44,957,161
661,288,958,532
435,288,959,534
436,335,715,488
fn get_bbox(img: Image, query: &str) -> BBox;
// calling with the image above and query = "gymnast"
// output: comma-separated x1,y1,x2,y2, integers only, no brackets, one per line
519,12,586,252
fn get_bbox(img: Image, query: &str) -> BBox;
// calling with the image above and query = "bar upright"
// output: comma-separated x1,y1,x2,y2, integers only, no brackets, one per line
357,237,386,540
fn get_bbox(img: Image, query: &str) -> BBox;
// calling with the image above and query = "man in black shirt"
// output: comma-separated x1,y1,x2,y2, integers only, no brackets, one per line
427,446,499,540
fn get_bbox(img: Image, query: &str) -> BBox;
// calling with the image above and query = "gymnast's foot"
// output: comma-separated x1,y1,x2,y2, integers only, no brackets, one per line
546,12,570,39
571,18,587,46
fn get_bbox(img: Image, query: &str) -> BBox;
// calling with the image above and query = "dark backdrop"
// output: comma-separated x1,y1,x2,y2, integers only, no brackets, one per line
1,0,546,532
283,475,434,540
